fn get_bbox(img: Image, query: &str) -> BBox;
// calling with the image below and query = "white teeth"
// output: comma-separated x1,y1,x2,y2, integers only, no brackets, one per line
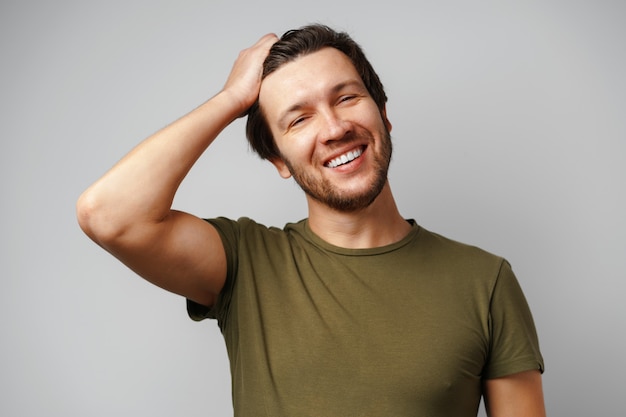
327,148,363,168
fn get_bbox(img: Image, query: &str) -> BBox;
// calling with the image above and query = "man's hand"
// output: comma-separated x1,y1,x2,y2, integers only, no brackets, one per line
221,33,279,117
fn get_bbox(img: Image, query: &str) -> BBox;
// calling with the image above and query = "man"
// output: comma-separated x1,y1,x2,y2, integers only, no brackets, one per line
77,24,545,416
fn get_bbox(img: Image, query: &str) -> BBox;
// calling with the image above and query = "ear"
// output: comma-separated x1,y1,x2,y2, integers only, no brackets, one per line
269,156,292,179
381,105,392,132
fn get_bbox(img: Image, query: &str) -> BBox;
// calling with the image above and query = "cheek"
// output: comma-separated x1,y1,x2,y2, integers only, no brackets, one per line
277,130,319,161
349,103,386,130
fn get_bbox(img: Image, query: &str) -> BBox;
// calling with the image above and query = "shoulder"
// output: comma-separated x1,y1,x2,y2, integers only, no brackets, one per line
205,216,280,234
417,226,504,264
205,216,305,248
412,227,511,292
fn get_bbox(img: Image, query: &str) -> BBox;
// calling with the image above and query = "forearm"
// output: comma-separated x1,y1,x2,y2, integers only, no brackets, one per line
77,90,243,242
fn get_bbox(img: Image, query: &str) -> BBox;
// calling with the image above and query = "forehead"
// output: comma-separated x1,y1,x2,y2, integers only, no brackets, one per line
258,47,363,117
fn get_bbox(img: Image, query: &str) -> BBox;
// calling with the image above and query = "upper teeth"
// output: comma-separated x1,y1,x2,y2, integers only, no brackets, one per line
327,148,363,168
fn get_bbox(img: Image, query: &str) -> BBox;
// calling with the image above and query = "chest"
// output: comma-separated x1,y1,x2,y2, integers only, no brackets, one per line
227,252,490,410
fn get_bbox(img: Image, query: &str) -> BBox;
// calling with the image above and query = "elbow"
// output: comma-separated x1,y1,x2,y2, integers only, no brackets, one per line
76,189,125,246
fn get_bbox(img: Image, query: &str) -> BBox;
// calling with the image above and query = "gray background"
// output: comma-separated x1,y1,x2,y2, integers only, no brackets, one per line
2,1,624,416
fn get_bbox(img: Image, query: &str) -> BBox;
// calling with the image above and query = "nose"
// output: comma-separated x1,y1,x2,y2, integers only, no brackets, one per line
318,109,351,143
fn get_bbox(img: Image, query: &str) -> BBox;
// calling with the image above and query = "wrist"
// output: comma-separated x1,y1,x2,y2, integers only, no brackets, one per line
216,88,257,120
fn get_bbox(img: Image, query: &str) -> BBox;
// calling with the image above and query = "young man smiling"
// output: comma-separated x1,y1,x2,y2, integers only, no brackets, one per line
77,25,545,416
260,46,404,244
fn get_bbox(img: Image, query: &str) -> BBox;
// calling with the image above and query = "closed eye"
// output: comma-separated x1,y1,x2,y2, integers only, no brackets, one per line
287,115,308,130
290,115,308,128
339,95,357,103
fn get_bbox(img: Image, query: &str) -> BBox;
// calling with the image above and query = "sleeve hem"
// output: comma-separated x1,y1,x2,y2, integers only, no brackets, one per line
483,357,544,380
186,298,215,321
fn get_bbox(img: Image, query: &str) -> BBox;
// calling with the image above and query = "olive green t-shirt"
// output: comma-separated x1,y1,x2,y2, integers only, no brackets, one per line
188,217,543,417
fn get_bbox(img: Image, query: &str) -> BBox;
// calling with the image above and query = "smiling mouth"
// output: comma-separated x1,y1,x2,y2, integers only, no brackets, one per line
325,146,364,168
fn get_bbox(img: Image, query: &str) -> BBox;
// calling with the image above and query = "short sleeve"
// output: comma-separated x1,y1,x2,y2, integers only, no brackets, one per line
185,217,241,326
483,260,544,379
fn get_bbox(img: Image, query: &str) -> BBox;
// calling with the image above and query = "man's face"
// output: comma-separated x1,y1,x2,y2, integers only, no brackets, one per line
259,47,393,212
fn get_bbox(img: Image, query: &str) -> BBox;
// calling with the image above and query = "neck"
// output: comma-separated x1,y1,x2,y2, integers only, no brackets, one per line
306,182,411,249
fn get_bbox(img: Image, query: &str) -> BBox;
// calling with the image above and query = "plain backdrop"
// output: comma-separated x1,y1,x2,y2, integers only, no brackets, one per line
1,1,624,416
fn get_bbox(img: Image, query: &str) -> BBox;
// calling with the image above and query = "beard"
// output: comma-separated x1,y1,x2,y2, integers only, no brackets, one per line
281,128,392,212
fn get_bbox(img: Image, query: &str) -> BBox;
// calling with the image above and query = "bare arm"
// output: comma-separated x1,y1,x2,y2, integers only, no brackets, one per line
483,370,546,417
76,33,278,307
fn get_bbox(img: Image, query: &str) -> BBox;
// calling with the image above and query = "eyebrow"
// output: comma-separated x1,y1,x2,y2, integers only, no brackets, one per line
276,79,366,130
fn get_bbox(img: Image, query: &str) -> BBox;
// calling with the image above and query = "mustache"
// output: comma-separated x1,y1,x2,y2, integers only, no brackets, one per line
326,128,375,149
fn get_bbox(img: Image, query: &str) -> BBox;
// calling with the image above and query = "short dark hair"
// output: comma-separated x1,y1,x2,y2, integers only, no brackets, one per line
245,24,388,161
